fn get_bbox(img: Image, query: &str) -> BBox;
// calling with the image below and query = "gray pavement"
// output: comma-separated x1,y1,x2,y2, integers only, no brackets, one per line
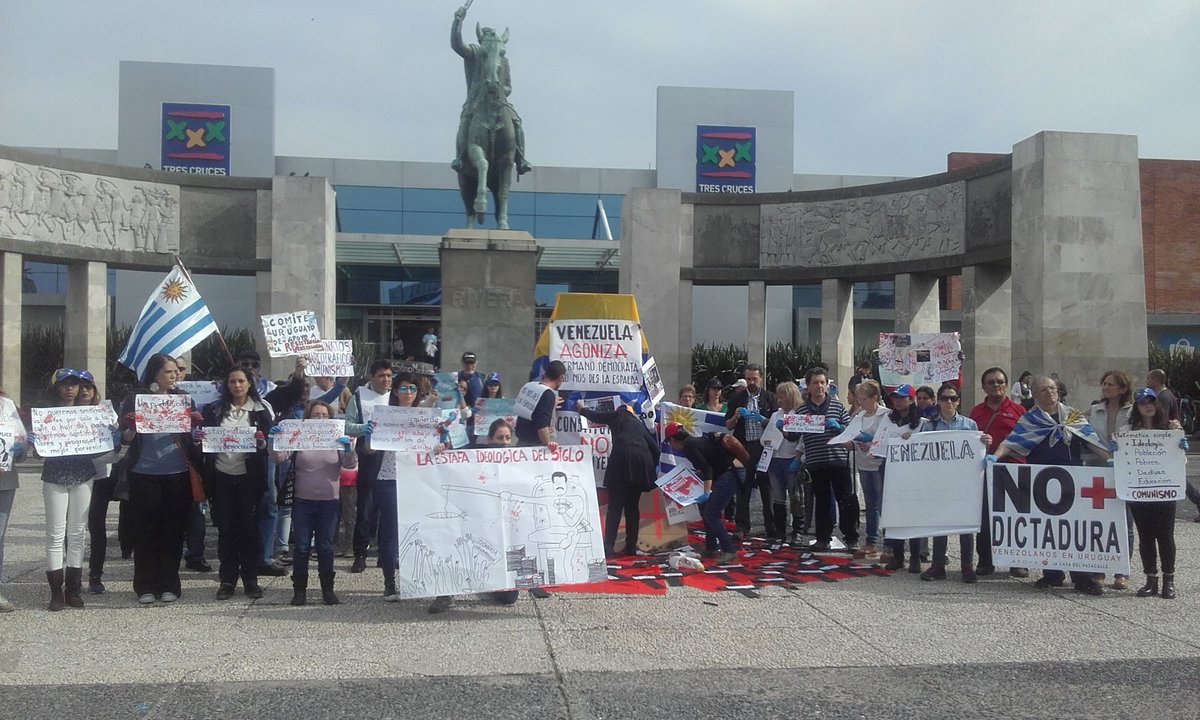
3,463,1200,718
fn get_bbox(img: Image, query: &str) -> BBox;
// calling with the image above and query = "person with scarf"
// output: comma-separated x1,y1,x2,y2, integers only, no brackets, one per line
992,374,1110,595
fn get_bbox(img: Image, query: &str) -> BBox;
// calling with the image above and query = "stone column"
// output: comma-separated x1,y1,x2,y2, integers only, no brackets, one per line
1010,132,1148,392
821,278,854,387
440,230,538,389
619,188,689,391
747,280,767,370
0,253,22,402
264,176,338,381
65,260,108,392
960,263,1012,407
893,273,940,334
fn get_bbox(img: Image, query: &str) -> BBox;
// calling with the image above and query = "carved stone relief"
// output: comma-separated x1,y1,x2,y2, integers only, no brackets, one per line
0,158,180,254
760,182,965,268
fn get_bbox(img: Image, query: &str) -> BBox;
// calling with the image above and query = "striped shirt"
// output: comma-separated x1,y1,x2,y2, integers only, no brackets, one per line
797,396,850,468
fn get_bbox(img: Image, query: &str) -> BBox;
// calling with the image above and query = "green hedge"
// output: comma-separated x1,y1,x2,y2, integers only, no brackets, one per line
690,342,877,391
1148,344,1200,399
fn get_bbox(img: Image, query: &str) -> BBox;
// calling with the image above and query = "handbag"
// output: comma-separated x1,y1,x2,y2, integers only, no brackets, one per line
172,436,206,503
279,452,297,508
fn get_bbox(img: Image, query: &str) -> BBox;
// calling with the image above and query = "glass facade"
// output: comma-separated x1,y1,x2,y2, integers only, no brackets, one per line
335,186,624,240
23,261,117,296
793,281,896,310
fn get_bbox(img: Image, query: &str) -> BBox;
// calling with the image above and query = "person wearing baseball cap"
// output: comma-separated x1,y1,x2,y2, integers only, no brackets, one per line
458,352,484,407
664,423,743,564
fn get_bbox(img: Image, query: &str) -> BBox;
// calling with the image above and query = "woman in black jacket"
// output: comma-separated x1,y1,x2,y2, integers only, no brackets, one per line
575,401,661,558
195,365,273,601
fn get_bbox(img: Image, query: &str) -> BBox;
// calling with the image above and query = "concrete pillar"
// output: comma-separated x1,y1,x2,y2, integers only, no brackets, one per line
439,230,538,389
1010,132,1148,392
254,270,272,367
65,260,108,393
619,188,689,391
960,263,1012,407
747,280,767,370
265,176,338,381
894,273,940,334
0,253,22,403
821,278,854,387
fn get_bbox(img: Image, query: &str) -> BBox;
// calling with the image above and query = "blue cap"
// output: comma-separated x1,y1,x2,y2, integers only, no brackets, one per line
486,372,501,384
890,383,916,398
1134,387,1157,403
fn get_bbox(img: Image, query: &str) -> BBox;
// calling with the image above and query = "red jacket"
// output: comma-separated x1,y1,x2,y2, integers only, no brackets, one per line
968,397,1026,456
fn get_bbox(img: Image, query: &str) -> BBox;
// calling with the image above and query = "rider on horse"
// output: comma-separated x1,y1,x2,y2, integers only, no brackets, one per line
450,4,532,177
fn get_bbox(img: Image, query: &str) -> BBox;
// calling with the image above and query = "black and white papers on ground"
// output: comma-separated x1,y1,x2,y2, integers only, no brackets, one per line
878,430,985,539
988,463,1130,575
549,319,643,393
1113,429,1187,501
394,445,606,598
260,310,322,357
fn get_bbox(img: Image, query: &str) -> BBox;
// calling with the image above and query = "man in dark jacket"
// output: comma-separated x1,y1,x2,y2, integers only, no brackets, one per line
724,364,777,537
666,423,742,564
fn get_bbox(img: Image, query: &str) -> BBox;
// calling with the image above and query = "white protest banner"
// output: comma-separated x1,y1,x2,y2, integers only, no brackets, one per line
877,332,962,388
135,394,192,434
394,444,606,597
0,427,15,471
368,406,440,452
555,410,583,446
1113,429,1187,501
513,381,552,421
473,398,518,436
988,463,1129,575
554,411,611,486
642,356,665,406
549,319,643,392
303,340,354,377
656,463,708,506
260,310,322,358
869,421,902,458
176,381,220,409
878,430,985,538
784,413,825,434
30,406,115,457
202,426,258,454
354,387,390,423
271,419,346,452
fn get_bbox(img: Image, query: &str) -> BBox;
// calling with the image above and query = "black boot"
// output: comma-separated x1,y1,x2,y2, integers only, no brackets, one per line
47,569,65,612
290,574,308,606
319,571,339,605
1136,574,1159,597
64,567,85,608
1162,574,1176,600
771,505,789,542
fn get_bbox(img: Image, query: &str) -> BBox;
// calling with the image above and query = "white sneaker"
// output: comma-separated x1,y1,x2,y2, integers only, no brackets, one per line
0,594,15,613
137,593,156,605
160,592,179,603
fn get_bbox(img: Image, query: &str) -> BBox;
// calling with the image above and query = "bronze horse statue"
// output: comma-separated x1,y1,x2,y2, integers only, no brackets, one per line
451,5,530,230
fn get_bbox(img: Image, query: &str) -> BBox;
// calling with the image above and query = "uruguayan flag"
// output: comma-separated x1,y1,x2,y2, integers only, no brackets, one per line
117,264,218,379
657,402,728,473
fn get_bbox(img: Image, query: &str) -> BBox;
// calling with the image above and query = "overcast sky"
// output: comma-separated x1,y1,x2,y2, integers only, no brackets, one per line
2,0,1197,177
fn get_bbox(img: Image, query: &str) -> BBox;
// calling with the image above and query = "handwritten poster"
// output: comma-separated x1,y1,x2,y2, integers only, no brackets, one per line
394,444,605,598
135,394,192,434
303,340,355,377
877,332,962,387
369,406,441,452
473,398,517,437
553,411,612,486
1113,429,1187,501
176,381,220,408
783,413,825,434
514,382,552,421
202,425,259,454
260,310,322,358
31,405,115,457
549,319,643,393
879,430,985,538
656,463,707,506
271,419,346,452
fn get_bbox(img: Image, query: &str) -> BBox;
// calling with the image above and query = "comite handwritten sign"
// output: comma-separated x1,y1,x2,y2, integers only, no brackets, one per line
135,394,192,434
260,310,322,357
271,419,346,452
1113,429,1187,501
31,405,115,457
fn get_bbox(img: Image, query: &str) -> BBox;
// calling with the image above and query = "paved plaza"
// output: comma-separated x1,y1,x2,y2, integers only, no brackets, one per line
3,461,1200,719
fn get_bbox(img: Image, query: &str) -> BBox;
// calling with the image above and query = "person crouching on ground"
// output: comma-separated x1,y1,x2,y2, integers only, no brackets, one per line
664,422,746,565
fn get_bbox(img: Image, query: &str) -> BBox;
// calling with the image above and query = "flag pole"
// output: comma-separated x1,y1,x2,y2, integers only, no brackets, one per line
174,256,235,368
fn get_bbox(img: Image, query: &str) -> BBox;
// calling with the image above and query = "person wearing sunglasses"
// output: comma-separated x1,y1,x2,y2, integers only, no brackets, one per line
0,387,30,612
916,382,991,583
967,367,1028,578
373,372,422,601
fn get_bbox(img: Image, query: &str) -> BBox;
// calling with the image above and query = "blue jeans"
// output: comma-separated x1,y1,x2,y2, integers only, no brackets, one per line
257,456,279,565
0,487,14,583
700,468,741,553
858,468,883,545
766,458,793,506
291,498,339,576
376,479,399,582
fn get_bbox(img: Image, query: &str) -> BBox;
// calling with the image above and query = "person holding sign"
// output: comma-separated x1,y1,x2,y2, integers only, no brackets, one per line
967,367,1028,577
117,354,203,606
0,389,29,613
576,399,661,558
1086,370,1135,590
1127,388,1187,600
664,423,744,564
373,372,426,601
724,364,778,538
882,384,926,572
514,360,566,450
343,359,393,574
36,369,108,610
795,367,858,553
197,366,273,601
850,380,889,560
762,382,804,544
271,400,356,606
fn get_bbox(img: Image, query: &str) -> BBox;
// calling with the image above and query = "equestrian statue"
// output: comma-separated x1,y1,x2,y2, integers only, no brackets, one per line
450,1,532,230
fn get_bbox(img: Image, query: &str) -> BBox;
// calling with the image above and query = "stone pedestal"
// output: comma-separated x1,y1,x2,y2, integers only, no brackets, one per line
440,230,538,388
65,261,108,392
0,253,21,402
960,263,1012,406
821,278,854,387
1011,132,1148,393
